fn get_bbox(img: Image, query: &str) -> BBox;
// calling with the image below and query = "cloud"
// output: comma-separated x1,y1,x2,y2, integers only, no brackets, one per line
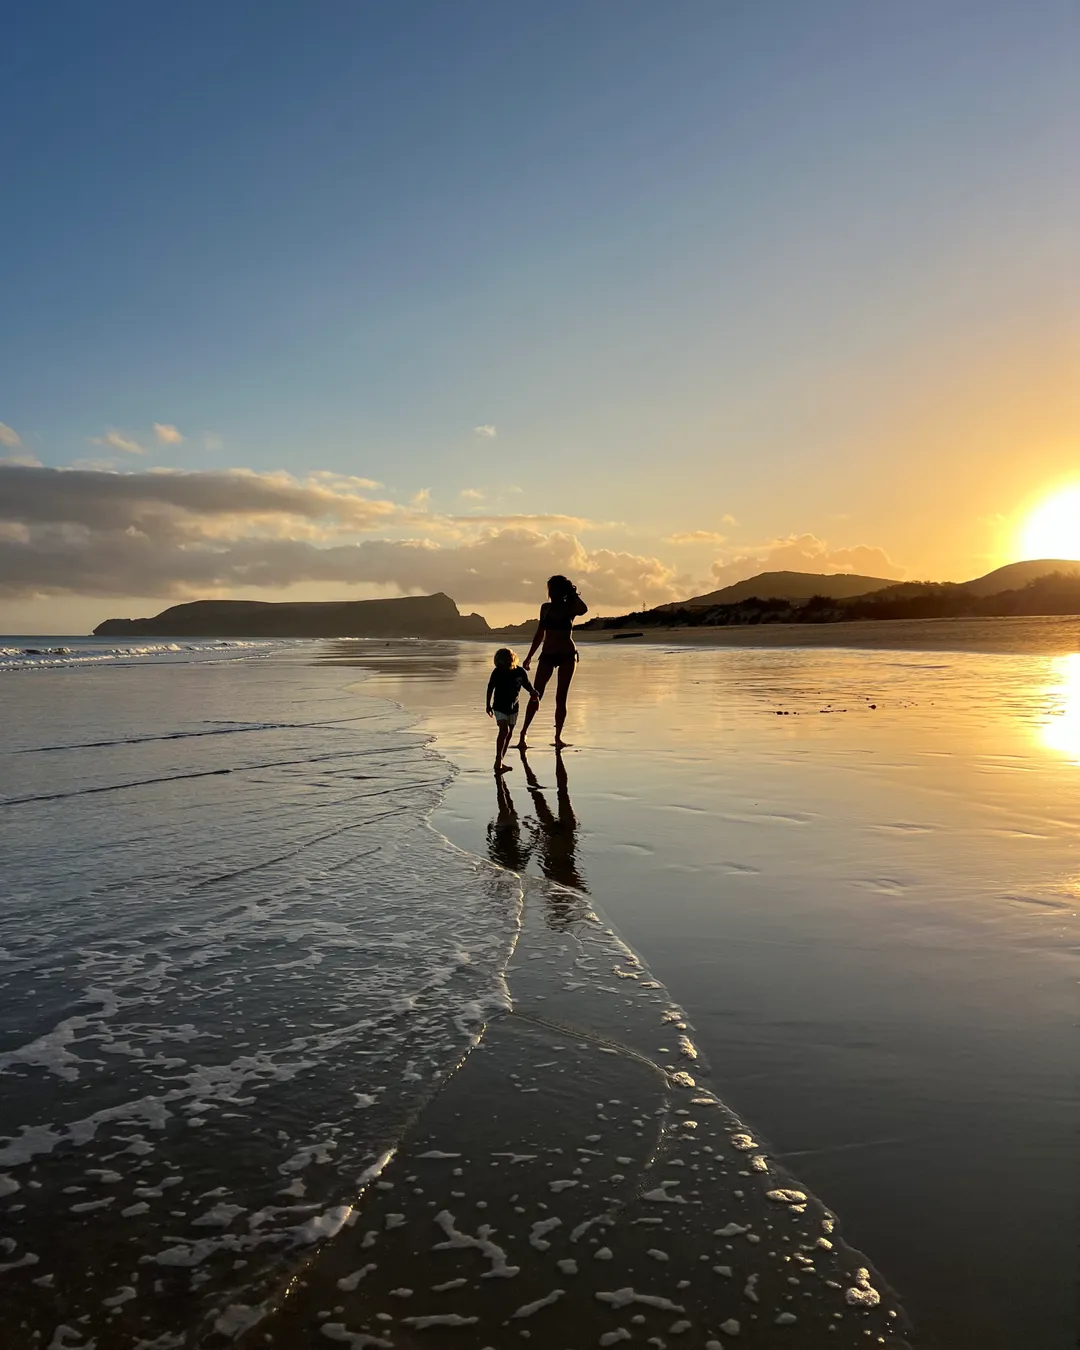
667,529,728,545
89,429,145,455
0,465,400,535
0,464,691,610
460,488,484,501
203,433,223,451
0,422,22,448
708,534,904,589
446,513,595,528
474,425,497,437
69,458,120,472
153,423,184,445
410,488,431,508
0,452,42,468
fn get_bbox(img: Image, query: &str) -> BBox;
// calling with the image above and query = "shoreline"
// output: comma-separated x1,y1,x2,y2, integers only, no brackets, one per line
240,839,916,1349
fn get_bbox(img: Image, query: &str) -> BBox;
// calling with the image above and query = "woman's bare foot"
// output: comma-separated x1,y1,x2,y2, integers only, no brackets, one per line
553,738,571,749
515,738,528,751
494,763,512,774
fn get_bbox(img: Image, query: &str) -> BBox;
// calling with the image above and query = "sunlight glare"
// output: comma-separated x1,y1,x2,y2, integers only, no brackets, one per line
1039,653,1080,764
1019,487,1080,562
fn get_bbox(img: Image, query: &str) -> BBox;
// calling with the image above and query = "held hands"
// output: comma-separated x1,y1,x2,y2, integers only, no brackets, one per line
486,707,493,718
522,657,531,671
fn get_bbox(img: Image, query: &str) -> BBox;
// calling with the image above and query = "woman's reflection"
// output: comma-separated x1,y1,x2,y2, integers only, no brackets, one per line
520,749,587,893
486,750,588,915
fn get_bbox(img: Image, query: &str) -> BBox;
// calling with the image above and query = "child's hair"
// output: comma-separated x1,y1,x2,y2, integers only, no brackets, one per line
493,647,518,669
547,574,577,602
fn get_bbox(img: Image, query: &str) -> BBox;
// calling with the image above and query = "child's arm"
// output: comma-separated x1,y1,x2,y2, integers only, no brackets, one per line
486,670,496,717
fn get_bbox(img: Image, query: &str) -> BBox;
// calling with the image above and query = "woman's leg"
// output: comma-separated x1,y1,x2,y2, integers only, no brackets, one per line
517,658,553,748
553,657,576,747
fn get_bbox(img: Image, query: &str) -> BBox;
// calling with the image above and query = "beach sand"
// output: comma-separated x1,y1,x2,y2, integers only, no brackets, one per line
339,622,1078,1350
1,624,1076,1348
570,612,1080,655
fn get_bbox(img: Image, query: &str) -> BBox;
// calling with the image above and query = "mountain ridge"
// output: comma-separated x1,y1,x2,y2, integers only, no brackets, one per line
94,593,490,639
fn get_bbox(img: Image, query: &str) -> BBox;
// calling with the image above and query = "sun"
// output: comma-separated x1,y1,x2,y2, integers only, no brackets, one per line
1018,487,1080,562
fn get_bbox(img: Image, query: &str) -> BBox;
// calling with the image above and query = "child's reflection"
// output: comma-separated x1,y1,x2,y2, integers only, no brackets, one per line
486,750,588,911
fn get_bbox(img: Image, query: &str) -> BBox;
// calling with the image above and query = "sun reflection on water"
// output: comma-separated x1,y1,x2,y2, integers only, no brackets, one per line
1039,652,1080,763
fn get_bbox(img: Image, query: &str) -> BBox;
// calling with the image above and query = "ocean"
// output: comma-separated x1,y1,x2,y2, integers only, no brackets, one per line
1,626,1076,1348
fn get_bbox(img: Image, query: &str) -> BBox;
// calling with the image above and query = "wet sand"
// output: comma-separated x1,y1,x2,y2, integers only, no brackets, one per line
340,626,1079,1350
240,870,913,1349
569,612,1080,655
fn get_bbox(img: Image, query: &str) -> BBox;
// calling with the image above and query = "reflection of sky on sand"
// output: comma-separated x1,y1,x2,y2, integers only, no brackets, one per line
343,635,1078,1350
1037,652,1080,763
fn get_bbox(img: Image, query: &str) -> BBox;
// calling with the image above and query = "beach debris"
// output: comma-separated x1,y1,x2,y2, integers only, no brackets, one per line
401,1314,480,1329
321,1324,392,1348
336,1264,376,1292
432,1211,519,1279
845,1267,881,1307
643,1182,688,1204
596,1288,685,1313
529,1217,562,1250
730,1134,756,1151
766,1189,807,1206
512,1289,565,1319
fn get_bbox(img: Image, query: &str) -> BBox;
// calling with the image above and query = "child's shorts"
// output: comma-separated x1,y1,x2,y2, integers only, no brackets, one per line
494,710,517,728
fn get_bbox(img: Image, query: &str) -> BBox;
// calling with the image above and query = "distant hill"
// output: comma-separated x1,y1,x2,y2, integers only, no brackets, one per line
960,559,1080,598
585,559,1080,633
94,593,490,639
664,571,898,609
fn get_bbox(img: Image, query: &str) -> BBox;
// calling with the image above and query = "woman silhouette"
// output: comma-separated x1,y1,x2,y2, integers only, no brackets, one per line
517,575,588,749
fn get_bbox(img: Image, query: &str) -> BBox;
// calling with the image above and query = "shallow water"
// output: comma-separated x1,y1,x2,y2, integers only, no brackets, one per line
343,632,1080,1350
0,646,522,1344
3,630,1075,1348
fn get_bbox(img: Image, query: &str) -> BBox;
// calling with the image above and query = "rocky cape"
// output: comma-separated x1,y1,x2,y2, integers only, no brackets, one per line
581,561,1080,632
94,593,490,639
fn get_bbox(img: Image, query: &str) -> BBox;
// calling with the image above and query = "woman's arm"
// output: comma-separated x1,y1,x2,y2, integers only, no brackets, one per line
522,622,544,670
571,592,588,617
522,604,547,669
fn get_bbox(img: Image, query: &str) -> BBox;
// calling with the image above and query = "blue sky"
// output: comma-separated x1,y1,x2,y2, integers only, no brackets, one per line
2,0,1077,628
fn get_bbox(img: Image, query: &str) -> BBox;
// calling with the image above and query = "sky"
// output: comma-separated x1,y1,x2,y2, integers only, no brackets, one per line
2,0,1077,631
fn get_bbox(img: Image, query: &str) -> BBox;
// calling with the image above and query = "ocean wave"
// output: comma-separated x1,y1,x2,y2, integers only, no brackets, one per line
0,639,277,672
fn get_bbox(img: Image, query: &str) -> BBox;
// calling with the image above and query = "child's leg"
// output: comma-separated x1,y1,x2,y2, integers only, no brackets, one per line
494,721,512,771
